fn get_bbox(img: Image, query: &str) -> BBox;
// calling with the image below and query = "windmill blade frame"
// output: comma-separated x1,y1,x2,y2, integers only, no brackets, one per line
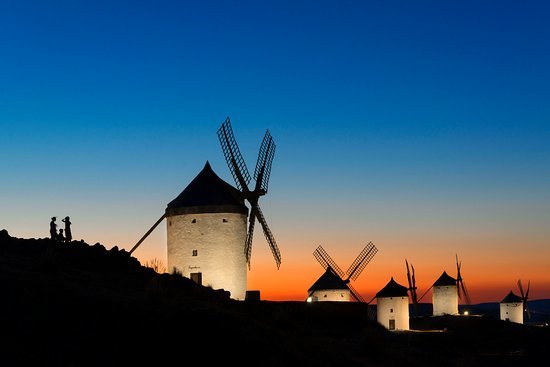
417,285,433,302
455,254,471,305
347,283,365,303
411,264,418,305
313,245,345,278
460,279,472,305
405,259,419,316
217,117,251,191
217,117,282,269
244,205,258,266
345,242,378,281
518,279,531,320
254,203,281,269
253,130,276,194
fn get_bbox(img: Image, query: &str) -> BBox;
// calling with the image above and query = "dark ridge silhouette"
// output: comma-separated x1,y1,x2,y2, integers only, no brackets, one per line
1,228,549,367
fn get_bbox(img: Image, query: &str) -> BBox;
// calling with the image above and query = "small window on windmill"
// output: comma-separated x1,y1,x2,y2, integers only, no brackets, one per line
390,308,393,313
168,220,172,226
192,219,196,223
223,218,228,223
324,294,327,298
192,250,197,256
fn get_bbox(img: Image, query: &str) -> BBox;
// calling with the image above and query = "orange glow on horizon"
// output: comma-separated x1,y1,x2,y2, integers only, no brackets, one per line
21,220,546,305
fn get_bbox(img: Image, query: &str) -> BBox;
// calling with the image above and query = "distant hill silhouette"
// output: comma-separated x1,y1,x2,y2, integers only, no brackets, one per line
1,229,549,366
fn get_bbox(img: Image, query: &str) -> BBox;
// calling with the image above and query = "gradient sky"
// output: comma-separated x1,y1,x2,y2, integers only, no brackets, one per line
1,1,549,303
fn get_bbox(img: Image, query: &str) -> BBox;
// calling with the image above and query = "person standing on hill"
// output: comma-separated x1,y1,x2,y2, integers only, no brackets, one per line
49,217,57,240
62,216,72,243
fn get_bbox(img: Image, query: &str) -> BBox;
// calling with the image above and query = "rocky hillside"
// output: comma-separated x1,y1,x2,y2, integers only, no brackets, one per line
1,229,548,366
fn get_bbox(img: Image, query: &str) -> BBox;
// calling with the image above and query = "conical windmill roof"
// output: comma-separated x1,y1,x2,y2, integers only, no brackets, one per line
433,271,457,287
308,267,349,294
166,161,248,216
501,291,523,303
376,277,409,298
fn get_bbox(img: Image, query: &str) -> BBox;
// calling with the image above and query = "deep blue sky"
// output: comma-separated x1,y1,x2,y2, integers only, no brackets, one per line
1,1,549,300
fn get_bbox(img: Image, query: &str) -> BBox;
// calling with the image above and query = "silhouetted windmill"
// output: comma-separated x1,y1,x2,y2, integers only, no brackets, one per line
217,117,281,269
309,242,378,302
517,278,531,320
455,254,471,305
405,259,419,316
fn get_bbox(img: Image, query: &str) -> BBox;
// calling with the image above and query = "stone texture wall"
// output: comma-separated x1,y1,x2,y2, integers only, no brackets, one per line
376,296,410,330
432,285,459,316
500,302,523,324
167,212,248,300
311,289,351,302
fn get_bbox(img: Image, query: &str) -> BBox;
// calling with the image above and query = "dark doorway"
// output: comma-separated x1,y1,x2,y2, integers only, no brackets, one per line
190,272,202,285
389,319,395,331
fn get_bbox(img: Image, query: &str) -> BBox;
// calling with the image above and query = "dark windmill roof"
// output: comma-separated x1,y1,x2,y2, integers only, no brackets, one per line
433,271,457,287
165,161,248,216
376,277,409,298
501,291,523,303
308,267,349,294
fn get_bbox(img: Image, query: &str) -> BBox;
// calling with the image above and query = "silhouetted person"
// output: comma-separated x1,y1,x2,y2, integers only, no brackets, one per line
50,217,57,240
62,216,72,242
57,228,65,242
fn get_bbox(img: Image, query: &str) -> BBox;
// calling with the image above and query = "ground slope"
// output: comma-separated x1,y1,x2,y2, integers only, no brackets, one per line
1,229,548,367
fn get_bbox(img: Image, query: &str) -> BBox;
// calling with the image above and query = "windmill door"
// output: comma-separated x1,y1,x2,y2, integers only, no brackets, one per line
190,272,202,285
388,319,395,331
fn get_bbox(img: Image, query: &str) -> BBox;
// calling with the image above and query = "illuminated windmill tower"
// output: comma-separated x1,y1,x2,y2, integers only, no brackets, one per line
432,271,459,316
500,291,524,324
307,243,378,302
431,255,470,316
128,117,280,301
165,161,249,300
375,277,410,331
500,279,530,324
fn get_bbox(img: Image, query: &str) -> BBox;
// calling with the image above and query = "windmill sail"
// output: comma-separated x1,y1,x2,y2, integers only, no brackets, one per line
254,203,281,268
405,259,419,316
217,117,281,269
311,243,378,303
313,245,345,278
254,130,276,194
456,254,471,305
217,117,251,191
346,242,377,281
518,279,531,320
348,283,366,303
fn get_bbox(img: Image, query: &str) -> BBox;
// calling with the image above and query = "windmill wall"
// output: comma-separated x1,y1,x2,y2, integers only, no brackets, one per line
432,285,459,316
500,302,523,324
310,289,351,302
376,296,409,331
167,212,248,300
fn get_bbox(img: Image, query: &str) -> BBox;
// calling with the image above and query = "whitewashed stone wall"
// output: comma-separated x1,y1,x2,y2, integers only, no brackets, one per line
167,212,248,300
376,296,410,330
500,302,523,324
432,285,459,316
311,289,351,302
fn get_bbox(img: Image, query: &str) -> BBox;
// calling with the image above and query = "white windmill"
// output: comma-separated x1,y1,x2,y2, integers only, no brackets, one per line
307,243,377,302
